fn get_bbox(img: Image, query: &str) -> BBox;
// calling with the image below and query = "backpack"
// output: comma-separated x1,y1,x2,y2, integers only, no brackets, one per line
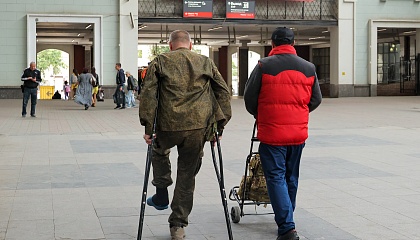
133,77,138,89
92,74,99,87
65,85,71,93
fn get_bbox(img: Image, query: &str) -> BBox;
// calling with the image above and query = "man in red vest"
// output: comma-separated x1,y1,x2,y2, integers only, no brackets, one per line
244,27,322,240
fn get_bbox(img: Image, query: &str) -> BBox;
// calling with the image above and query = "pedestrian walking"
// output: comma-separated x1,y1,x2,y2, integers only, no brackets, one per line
91,67,99,107
74,67,94,110
114,63,126,109
244,27,322,240
63,80,70,100
70,68,79,99
125,71,136,108
139,30,231,240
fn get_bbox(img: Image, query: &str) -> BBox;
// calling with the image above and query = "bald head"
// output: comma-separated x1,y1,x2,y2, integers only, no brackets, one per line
29,62,36,70
169,30,192,51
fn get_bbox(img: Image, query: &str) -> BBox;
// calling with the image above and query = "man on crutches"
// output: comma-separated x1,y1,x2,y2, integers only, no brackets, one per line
138,30,232,240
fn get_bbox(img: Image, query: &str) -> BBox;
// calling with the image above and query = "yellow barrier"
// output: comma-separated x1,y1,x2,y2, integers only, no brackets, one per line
39,86,55,100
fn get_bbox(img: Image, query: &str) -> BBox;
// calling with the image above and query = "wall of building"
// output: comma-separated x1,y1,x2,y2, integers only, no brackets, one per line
355,0,420,85
0,0,119,92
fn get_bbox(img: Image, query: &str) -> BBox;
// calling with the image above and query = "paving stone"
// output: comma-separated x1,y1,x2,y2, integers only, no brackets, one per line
0,98,420,239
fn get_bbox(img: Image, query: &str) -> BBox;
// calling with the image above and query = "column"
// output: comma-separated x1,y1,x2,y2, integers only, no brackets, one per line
264,46,272,57
416,29,420,56
119,0,139,76
238,40,250,96
209,46,220,68
416,29,420,94
329,0,356,97
218,46,228,84
84,45,91,69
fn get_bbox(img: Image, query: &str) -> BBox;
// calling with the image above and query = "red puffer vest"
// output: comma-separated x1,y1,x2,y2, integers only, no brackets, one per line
257,45,315,146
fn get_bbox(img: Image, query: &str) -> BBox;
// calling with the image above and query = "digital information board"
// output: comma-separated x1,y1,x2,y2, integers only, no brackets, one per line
226,1,255,19
183,1,213,18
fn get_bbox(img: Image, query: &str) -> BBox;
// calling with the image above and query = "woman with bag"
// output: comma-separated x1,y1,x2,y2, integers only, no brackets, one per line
91,67,99,107
74,67,94,110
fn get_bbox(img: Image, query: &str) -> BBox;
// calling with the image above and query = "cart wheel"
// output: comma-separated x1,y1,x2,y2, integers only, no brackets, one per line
231,206,241,223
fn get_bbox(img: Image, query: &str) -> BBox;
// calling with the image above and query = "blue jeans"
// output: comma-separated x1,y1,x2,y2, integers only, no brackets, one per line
126,90,136,107
259,143,305,236
22,87,37,116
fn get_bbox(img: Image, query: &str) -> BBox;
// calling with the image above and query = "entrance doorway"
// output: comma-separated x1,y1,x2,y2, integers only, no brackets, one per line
37,49,69,100
231,51,260,96
27,15,103,86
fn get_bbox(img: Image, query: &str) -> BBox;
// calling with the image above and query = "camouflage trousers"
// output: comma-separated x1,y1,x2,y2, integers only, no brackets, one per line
151,128,207,227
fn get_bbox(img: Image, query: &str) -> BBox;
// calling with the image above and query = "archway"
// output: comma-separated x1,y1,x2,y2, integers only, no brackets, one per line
37,49,70,99
27,15,103,85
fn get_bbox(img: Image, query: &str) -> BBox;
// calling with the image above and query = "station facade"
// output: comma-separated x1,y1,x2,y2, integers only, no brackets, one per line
0,0,418,99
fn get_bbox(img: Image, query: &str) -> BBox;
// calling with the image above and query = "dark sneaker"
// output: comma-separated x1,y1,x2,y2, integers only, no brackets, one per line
114,106,120,109
120,107,126,109
146,196,169,210
277,229,299,240
30,114,36,118
170,226,185,240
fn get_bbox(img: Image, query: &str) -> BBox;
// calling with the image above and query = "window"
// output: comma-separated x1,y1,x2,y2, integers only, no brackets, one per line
377,42,400,84
312,48,330,84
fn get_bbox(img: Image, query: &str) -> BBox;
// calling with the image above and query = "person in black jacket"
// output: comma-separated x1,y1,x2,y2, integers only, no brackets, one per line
21,62,42,117
114,63,126,109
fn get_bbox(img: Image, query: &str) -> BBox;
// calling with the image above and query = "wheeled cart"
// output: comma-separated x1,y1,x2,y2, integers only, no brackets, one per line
228,122,273,223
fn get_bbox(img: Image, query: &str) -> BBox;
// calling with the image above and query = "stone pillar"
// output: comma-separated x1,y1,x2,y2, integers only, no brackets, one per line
238,40,250,96
119,0,139,76
417,29,420,56
218,46,228,84
210,46,220,68
329,0,356,97
84,45,91,69
264,46,272,57
417,29,420,94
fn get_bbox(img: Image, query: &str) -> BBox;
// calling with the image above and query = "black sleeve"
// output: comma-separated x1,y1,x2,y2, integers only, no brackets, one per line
244,62,263,117
36,70,42,83
21,69,30,81
308,74,322,112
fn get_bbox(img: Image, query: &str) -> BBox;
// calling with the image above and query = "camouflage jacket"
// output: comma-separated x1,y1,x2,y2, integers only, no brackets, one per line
139,48,232,136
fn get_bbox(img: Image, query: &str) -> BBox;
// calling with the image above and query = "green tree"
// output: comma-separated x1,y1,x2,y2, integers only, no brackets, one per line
232,60,238,77
149,45,170,60
37,49,68,79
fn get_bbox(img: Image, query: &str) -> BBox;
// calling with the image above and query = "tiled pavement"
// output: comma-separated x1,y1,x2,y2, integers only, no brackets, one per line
1,96,420,240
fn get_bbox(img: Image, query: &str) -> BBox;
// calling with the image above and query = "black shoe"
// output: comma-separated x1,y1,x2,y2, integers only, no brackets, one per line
120,106,126,109
22,115,26,118
277,229,299,240
30,114,36,118
146,196,169,210
84,104,89,110
114,106,121,109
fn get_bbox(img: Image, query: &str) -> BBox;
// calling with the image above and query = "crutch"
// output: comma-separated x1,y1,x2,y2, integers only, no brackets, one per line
137,89,159,240
210,131,234,240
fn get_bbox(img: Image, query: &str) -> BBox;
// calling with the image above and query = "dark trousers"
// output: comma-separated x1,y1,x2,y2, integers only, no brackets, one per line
151,128,206,227
22,87,37,116
114,85,125,107
259,143,305,235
